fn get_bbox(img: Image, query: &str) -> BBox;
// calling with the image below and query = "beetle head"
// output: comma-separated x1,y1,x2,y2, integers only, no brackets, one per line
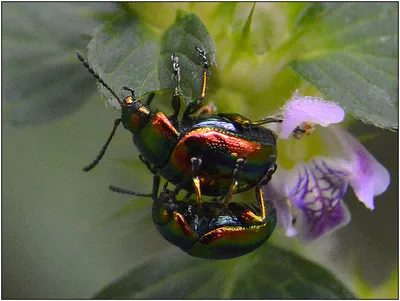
120,90,151,134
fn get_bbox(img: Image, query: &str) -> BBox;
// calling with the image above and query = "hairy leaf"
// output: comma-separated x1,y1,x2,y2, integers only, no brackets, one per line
160,11,216,104
88,11,161,101
290,3,398,129
88,10,216,105
94,245,354,299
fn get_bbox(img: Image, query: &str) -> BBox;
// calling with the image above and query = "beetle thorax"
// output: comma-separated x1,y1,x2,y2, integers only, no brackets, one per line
132,111,180,168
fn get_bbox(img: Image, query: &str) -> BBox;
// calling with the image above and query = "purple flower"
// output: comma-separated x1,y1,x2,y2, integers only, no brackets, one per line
263,92,390,241
278,91,345,139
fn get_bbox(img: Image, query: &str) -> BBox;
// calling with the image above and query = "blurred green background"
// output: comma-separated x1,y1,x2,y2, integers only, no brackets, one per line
2,2,398,298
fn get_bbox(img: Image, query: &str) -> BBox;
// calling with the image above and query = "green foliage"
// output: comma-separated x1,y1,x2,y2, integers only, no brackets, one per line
83,4,394,296
290,3,398,129
87,10,161,100
4,2,397,298
226,3,256,67
103,2,396,128
3,3,117,125
351,265,398,299
159,11,217,104
5,2,397,128
94,245,354,298
88,9,216,104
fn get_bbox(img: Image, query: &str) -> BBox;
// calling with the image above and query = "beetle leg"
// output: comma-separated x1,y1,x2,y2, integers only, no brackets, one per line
196,46,209,100
252,116,283,125
233,186,268,225
183,47,209,119
151,174,161,200
259,164,277,186
225,158,246,204
255,186,267,220
192,102,217,117
172,182,182,196
191,157,203,206
139,154,158,175
170,53,182,120
138,155,162,200
83,118,122,172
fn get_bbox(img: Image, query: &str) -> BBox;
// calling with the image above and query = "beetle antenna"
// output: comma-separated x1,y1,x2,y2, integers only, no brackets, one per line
109,185,153,197
76,51,123,106
83,118,122,172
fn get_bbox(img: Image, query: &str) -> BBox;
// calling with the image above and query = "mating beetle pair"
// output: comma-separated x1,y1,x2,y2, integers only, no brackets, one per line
77,47,282,259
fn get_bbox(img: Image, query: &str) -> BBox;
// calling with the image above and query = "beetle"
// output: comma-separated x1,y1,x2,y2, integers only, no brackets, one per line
111,182,276,259
77,47,281,206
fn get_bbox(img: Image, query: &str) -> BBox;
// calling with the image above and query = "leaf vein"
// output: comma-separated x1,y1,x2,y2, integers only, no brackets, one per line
344,52,397,78
320,11,396,41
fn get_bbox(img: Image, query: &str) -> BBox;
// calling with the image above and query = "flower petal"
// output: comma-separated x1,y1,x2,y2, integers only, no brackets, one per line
279,91,345,139
329,126,391,209
296,199,351,241
286,157,352,240
262,168,297,237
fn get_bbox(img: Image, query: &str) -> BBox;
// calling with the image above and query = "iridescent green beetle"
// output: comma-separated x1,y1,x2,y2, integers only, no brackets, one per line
77,48,281,207
113,183,276,259
78,47,280,258
155,184,276,259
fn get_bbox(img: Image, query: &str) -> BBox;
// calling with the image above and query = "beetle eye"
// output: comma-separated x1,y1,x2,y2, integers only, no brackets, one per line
125,96,134,104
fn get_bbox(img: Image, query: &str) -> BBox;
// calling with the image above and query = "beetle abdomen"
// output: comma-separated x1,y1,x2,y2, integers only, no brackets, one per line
153,192,277,260
188,222,275,259
162,127,277,196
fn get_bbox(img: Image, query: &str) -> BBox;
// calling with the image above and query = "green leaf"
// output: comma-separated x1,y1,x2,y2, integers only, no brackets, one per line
353,266,398,299
94,244,354,298
88,10,216,105
129,2,187,30
88,10,161,101
208,2,237,42
160,11,216,104
291,2,326,30
282,3,310,30
226,3,256,69
238,3,256,49
290,3,398,129
3,3,116,126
